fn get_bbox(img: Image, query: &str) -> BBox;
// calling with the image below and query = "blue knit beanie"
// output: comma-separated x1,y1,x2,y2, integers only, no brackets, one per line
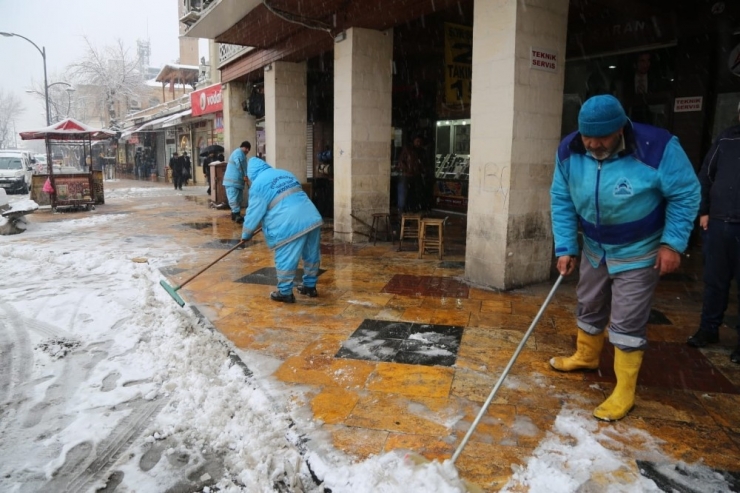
578,95,628,137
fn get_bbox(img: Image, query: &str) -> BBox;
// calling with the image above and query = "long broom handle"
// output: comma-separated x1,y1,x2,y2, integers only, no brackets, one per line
451,274,564,465
177,228,261,290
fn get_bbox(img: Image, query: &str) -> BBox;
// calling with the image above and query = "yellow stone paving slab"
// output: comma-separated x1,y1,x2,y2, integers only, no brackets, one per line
375,307,406,320
383,433,456,461
630,418,740,471
344,392,451,436
418,296,478,311
324,424,389,460
430,309,471,326
385,295,425,309
311,387,361,424
479,299,512,314
243,327,321,360
399,306,435,324
298,334,347,358
274,355,375,388
468,287,506,301
468,311,542,331
454,442,529,493
340,305,383,320
366,362,454,399
630,388,716,426
696,393,740,428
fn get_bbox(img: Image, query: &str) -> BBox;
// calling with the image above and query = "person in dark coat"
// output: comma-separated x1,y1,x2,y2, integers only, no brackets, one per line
182,151,192,185
170,152,184,190
396,134,425,213
203,151,216,195
688,102,740,365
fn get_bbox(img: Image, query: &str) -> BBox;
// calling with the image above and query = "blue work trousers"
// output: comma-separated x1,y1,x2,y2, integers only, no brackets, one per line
225,186,243,214
274,228,321,295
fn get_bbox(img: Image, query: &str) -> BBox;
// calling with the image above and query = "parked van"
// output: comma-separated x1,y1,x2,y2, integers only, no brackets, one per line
0,150,33,194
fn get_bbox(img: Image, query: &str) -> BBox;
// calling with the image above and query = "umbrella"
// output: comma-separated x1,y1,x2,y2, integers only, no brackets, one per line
199,144,224,157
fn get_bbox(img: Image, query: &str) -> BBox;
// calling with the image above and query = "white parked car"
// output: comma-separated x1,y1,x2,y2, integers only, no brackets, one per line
0,150,33,194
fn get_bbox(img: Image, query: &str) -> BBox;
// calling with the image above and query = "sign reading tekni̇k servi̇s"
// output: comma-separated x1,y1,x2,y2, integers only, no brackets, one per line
530,47,558,73
444,23,473,106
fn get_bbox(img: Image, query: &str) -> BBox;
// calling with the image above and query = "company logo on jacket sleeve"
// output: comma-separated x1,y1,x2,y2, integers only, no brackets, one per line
614,178,633,196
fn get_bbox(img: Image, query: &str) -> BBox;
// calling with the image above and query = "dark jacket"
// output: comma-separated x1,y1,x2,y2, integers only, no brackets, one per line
169,156,184,175
698,124,740,222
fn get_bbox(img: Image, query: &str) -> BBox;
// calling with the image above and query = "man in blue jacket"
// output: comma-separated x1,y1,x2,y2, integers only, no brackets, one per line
688,102,740,365
223,141,251,223
241,157,323,303
550,95,700,421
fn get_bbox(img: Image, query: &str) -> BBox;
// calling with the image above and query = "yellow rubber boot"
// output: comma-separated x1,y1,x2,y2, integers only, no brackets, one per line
549,330,605,372
593,348,644,421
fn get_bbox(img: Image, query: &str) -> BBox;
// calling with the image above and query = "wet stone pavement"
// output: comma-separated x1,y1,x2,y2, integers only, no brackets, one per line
31,180,740,491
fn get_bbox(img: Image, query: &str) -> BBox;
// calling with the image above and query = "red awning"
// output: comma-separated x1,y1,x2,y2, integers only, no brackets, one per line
19,118,115,141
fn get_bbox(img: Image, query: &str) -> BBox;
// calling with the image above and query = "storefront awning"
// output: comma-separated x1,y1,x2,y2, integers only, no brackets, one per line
160,109,193,128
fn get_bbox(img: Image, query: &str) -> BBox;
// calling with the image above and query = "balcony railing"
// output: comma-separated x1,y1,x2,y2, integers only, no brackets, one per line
218,43,251,68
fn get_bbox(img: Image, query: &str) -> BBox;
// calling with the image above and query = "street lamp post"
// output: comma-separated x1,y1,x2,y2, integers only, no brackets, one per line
26,82,75,122
0,31,50,125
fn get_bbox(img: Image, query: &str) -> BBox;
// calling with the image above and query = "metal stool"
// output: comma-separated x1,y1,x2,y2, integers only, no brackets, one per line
370,212,391,245
399,213,422,251
418,217,447,259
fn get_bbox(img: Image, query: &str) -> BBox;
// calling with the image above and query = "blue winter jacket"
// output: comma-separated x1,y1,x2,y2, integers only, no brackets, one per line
551,122,700,274
241,157,323,249
223,148,247,190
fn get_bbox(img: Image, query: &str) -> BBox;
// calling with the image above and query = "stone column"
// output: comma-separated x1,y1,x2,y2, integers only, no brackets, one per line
222,82,255,158
264,61,307,181
333,27,393,243
465,0,569,289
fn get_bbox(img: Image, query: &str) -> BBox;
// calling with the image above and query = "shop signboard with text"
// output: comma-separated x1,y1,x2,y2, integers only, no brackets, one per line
190,84,223,117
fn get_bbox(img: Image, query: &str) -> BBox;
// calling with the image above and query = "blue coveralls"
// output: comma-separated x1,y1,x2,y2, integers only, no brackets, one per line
223,148,248,214
241,158,323,295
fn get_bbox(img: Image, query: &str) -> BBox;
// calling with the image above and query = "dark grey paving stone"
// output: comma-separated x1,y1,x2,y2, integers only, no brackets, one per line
648,308,672,325
234,267,326,286
201,239,243,249
335,319,464,367
160,267,187,276
438,261,465,269
637,460,740,493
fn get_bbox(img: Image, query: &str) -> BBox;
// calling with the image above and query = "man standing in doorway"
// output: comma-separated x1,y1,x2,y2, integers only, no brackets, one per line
688,101,740,364
550,95,700,421
396,134,425,213
224,141,251,223
169,151,184,190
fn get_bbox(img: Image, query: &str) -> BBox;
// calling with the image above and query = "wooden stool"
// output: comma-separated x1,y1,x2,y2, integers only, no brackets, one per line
399,213,422,250
370,212,391,245
418,217,447,259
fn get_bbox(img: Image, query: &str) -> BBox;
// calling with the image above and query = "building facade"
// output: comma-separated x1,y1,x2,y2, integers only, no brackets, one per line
181,0,740,290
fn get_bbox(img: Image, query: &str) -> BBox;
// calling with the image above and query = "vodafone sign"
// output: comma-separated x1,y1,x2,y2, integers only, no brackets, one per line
190,83,223,116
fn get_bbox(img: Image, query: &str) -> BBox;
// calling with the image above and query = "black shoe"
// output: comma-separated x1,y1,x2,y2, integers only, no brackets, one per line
687,329,719,348
235,215,244,224
270,291,295,303
296,285,318,297
231,212,239,222
731,346,740,364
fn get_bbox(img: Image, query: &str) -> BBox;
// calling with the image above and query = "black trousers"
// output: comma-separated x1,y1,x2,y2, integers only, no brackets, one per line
700,219,740,333
173,173,184,189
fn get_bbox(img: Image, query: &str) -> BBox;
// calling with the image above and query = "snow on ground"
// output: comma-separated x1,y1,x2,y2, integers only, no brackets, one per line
0,188,729,492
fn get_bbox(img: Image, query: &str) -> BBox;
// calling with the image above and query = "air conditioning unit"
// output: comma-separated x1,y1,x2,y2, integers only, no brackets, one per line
180,10,201,26
129,100,141,110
